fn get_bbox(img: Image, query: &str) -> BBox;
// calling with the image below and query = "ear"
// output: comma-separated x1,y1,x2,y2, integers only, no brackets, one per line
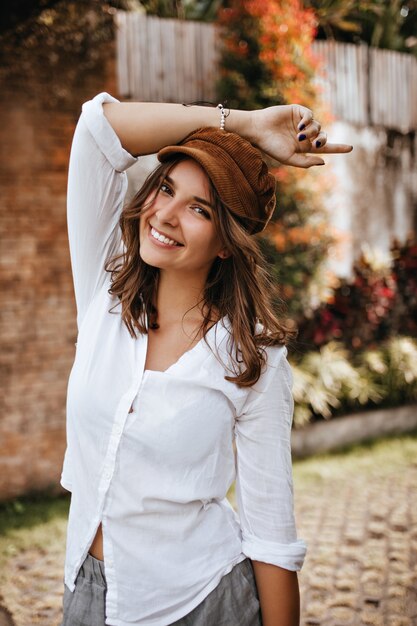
217,248,231,260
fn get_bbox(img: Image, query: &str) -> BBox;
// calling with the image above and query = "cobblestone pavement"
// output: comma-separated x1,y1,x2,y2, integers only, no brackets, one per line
0,436,416,625
295,438,417,626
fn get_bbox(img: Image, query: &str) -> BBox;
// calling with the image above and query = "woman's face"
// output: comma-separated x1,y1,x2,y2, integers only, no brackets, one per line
139,159,229,275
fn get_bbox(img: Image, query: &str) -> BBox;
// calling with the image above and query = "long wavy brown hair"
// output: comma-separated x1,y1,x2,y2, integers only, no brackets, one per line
105,155,297,387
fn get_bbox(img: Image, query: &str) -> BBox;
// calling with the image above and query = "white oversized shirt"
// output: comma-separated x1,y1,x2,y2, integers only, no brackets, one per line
61,92,307,626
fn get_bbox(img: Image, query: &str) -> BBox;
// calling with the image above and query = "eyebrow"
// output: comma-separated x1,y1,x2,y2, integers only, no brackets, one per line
165,174,214,210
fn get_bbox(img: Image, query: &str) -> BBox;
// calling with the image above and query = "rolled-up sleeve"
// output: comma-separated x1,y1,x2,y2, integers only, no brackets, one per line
67,92,138,332
234,346,307,571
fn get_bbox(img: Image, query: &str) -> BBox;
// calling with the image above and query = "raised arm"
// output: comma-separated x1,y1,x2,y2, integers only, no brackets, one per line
103,101,247,157
103,101,353,168
67,93,138,332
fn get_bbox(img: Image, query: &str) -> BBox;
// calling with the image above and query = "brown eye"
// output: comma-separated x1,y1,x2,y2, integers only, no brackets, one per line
160,182,173,195
192,206,210,219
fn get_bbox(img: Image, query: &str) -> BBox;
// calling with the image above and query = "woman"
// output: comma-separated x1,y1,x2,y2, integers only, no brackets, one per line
60,92,352,626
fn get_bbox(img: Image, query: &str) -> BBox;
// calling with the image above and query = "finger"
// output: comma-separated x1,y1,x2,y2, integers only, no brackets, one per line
320,143,353,154
297,106,313,132
285,153,325,168
297,120,322,143
310,131,327,150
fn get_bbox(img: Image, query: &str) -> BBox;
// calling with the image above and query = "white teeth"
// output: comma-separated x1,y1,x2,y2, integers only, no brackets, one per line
151,227,180,247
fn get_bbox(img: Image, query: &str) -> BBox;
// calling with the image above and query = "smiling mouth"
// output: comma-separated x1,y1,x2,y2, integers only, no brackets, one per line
149,225,184,247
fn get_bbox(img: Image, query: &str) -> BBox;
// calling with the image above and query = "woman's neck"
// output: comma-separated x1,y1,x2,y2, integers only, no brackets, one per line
154,270,208,328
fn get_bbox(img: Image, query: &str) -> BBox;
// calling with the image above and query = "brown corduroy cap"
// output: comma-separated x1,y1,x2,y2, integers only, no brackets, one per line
157,127,276,235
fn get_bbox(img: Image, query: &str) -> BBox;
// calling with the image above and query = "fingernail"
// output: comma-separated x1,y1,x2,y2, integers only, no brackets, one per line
298,134,306,141
298,123,305,131
316,140,321,148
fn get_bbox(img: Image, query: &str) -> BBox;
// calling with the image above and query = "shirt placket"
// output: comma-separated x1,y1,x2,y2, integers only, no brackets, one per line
102,329,149,491
97,328,149,620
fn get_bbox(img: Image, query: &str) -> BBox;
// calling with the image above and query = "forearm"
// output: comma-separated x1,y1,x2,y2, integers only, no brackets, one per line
102,101,251,157
251,560,300,626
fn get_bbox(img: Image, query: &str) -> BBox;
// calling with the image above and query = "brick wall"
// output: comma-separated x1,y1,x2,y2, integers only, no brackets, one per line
0,46,117,501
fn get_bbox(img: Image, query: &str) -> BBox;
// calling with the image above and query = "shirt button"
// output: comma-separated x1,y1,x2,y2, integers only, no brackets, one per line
114,424,122,435
103,469,112,480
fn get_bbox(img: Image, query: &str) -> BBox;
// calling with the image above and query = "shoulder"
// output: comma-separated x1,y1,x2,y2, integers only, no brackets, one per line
254,320,290,381
215,316,290,387
245,322,292,409
255,343,290,393
203,316,292,416
213,316,289,374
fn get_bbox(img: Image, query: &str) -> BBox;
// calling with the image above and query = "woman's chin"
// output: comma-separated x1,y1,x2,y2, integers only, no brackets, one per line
139,248,171,269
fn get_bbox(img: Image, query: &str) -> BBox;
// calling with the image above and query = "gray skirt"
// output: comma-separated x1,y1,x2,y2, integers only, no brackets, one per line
61,553,262,626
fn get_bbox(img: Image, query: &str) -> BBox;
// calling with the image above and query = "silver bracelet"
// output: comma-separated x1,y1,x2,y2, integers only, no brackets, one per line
217,103,226,131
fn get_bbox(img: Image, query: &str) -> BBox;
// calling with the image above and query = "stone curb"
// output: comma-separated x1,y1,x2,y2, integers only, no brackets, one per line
291,403,417,459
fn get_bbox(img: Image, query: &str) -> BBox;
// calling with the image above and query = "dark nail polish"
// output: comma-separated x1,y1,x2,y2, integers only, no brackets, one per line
298,134,306,141
299,123,305,131
316,140,321,148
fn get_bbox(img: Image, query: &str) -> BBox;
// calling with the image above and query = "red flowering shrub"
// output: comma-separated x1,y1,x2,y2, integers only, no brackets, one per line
391,237,417,337
217,0,336,318
296,237,417,352
217,0,320,109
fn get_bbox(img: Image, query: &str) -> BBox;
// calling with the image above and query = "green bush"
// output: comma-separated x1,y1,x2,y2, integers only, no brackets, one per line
290,335,417,427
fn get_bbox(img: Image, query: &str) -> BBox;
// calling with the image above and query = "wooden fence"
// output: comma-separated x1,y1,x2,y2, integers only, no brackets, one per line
116,12,219,103
115,11,417,133
312,41,417,133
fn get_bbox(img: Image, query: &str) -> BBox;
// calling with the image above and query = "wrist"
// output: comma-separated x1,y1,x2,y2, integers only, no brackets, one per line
225,109,253,140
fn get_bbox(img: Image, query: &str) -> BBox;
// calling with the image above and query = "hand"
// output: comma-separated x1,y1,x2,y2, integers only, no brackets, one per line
249,104,353,168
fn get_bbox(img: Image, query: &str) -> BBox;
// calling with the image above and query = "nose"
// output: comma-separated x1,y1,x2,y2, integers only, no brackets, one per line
154,197,181,226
